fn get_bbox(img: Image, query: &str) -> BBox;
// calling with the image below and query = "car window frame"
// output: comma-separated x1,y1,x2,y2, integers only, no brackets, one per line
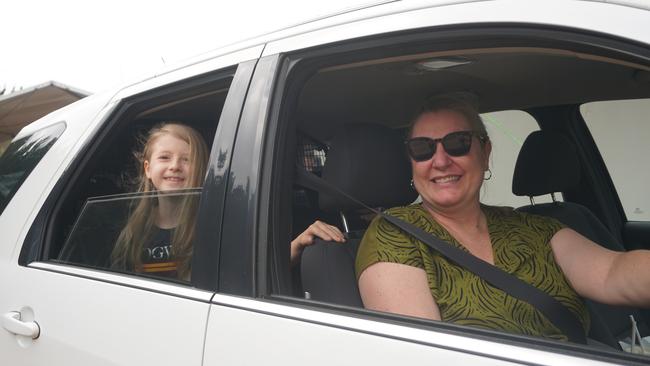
18,64,251,294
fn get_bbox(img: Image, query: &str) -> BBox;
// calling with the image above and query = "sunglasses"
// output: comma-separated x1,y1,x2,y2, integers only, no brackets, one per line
405,131,486,162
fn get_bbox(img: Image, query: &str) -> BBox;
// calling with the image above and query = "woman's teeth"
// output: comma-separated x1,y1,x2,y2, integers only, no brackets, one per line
433,175,459,183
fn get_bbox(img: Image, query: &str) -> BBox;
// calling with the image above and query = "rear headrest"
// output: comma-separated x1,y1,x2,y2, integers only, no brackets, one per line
319,123,417,212
512,130,581,197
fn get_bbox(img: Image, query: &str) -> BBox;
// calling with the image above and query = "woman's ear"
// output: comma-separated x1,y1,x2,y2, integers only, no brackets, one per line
482,140,492,168
144,160,151,179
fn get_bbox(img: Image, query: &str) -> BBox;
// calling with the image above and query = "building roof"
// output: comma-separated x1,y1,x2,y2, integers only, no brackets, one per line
0,81,89,145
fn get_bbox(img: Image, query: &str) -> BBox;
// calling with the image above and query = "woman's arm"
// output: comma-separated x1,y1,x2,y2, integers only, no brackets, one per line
358,262,441,320
550,228,650,307
290,220,345,266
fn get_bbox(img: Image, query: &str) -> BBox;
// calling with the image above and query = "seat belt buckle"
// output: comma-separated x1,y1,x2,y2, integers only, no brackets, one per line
620,315,648,354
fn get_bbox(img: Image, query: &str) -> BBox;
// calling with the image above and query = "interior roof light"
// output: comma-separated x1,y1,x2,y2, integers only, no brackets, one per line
416,56,473,70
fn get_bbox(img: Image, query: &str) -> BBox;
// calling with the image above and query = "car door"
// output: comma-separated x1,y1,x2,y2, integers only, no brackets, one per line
0,46,262,365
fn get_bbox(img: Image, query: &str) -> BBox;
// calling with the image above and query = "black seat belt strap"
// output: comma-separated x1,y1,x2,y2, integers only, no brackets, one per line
295,168,586,344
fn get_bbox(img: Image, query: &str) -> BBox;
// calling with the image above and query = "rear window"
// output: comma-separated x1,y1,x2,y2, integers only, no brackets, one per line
0,122,65,214
57,189,202,281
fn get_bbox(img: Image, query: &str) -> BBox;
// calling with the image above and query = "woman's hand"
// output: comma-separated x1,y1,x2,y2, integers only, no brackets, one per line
290,220,345,266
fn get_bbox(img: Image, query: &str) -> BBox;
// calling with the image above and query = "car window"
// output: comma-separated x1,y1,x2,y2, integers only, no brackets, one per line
57,189,201,281
581,98,650,221
41,72,234,284
480,110,559,208
0,122,65,215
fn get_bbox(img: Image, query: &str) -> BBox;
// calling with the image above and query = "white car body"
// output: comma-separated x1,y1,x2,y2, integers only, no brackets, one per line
2,1,649,365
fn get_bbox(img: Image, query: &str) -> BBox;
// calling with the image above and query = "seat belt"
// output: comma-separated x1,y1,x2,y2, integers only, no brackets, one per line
295,168,587,344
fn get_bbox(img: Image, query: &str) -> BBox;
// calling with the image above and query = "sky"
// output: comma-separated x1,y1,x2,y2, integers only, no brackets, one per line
2,0,379,94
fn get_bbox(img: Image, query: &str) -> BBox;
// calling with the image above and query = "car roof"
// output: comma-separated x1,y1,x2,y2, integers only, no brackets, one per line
18,0,650,139
189,0,650,59
124,0,650,87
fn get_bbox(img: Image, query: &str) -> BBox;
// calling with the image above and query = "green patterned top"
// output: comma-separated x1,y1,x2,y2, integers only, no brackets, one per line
355,204,589,341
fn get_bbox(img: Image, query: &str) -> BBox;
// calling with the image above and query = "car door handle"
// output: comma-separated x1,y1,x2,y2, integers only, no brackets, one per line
2,312,40,339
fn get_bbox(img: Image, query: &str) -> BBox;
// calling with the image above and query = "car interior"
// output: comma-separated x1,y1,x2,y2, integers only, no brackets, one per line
280,35,650,355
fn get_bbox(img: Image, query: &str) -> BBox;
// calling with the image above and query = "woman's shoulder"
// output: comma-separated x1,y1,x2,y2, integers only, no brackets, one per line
357,203,428,277
482,204,565,231
364,203,426,237
384,203,428,219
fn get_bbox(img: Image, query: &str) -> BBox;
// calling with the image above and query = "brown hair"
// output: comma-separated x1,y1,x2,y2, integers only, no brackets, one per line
408,95,489,144
111,122,209,280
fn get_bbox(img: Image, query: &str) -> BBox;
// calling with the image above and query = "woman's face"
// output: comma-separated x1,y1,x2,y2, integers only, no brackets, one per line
144,134,192,192
410,109,491,214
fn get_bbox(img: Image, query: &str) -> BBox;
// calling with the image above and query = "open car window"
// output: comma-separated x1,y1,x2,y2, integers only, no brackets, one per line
57,189,202,281
29,68,236,286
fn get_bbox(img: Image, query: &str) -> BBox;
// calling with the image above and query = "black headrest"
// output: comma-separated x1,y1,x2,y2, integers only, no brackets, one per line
319,124,417,212
512,130,581,197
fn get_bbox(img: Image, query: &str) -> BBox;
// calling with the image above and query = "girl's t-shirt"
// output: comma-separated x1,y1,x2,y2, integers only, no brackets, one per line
137,227,178,278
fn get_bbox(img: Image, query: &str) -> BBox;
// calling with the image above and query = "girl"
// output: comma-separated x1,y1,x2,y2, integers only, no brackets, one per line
111,122,209,280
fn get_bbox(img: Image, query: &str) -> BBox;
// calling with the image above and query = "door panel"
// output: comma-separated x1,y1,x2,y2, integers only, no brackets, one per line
204,305,517,365
1,263,211,366
203,295,608,365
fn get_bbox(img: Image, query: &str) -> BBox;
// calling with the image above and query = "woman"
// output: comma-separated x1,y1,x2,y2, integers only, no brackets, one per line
111,122,209,280
355,96,650,341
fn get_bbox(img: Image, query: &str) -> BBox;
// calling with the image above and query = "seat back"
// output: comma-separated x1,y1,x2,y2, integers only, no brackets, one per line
301,236,363,306
300,123,416,306
513,130,647,342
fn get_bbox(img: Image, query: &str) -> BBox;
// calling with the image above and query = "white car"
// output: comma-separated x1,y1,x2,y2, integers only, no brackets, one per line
2,0,650,364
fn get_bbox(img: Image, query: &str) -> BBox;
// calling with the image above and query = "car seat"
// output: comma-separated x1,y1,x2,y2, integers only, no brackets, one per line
512,130,648,346
300,123,417,306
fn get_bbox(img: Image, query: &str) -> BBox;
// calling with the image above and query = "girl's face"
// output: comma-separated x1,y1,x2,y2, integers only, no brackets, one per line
410,109,491,213
144,134,192,191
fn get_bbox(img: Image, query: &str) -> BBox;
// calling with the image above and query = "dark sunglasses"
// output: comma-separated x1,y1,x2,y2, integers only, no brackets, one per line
405,131,486,162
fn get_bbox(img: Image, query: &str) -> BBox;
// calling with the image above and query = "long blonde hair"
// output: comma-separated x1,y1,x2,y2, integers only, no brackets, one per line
111,122,209,280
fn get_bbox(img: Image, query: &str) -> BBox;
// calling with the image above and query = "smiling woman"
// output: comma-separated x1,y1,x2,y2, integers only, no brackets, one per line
408,100,491,214
354,96,593,341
